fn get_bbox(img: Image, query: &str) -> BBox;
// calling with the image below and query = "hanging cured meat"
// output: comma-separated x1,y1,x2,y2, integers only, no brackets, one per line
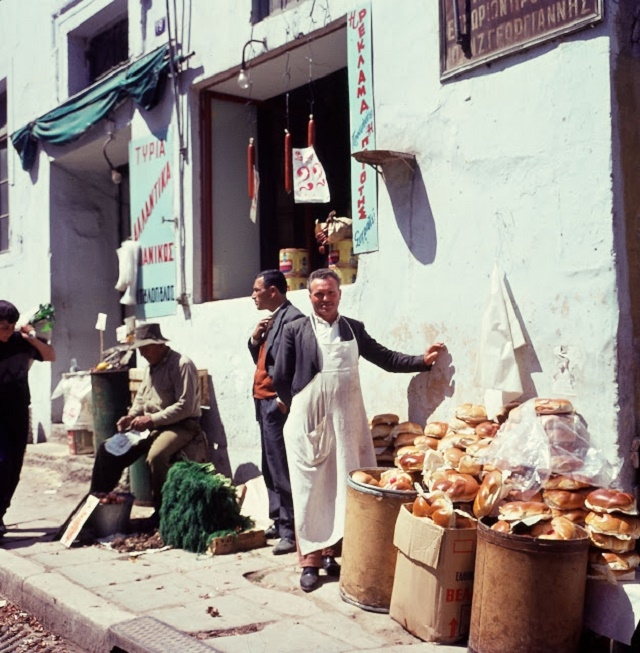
307,114,315,147
248,137,255,200
284,129,292,195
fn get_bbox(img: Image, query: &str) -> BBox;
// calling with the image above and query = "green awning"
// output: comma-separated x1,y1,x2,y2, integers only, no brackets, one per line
12,45,171,171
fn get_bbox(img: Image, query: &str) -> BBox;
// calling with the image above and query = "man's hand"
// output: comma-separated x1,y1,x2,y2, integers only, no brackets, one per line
117,415,134,432
252,317,273,343
276,397,288,414
423,342,446,367
130,415,155,431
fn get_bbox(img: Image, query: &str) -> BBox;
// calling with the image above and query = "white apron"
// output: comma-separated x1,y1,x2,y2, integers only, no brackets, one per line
284,321,376,555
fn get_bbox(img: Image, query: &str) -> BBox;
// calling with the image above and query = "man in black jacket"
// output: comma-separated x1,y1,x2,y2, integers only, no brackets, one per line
273,268,445,591
249,270,304,555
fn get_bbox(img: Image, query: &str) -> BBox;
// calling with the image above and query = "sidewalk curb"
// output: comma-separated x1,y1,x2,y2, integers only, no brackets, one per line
0,548,134,653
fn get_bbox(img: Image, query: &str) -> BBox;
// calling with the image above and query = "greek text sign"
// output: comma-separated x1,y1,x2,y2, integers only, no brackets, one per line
129,129,177,319
440,0,603,80
348,3,378,254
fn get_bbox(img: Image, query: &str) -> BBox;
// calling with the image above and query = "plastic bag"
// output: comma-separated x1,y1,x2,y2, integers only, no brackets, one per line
51,373,94,430
478,397,616,494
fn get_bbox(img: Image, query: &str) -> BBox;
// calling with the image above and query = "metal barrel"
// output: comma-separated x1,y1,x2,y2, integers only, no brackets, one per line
468,519,589,653
90,370,131,452
339,468,417,613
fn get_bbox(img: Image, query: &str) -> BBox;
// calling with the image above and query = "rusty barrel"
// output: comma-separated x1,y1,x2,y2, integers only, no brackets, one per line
468,520,589,653
340,468,417,613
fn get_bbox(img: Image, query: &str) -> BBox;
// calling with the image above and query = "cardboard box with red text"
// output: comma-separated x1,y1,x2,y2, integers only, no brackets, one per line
390,503,477,644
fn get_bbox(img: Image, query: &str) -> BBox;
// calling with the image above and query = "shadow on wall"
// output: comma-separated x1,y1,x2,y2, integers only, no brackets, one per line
407,348,455,425
199,378,233,480
384,159,436,265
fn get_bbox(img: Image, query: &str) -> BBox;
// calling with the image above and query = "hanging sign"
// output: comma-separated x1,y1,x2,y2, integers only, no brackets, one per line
292,146,330,203
348,2,378,255
440,0,603,80
129,128,177,319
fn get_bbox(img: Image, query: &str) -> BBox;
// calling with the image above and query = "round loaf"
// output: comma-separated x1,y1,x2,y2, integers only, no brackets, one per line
371,413,399,426
423,422,449,438
542,488,591,511
351,470,380,487
455,403,488,425
475,421,500,438
432,472,480,503
585,511,640,538
371,423,395,440
550,508,589,524
550,454,583,474
535,516,580,540
539,414,577,448
379,469,415,491
392,421,423,437
491,520,512,533
543,475,592,491
601,551,640,572
498,501,552,522
398,450,426,473
395,431,421,447
534,398,574,415
473,470,505,519
458,454,482,477
588,531,638,552
413,435,440,450
585,488,638,515
442,447,465,469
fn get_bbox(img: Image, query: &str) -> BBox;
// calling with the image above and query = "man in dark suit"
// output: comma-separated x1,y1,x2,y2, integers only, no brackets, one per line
249,270,304,555
273,268,445,591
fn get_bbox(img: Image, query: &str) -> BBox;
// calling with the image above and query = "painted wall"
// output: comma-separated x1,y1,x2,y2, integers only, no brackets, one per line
0,0,636,489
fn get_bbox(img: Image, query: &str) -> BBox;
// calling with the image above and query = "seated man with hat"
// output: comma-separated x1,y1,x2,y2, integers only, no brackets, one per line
90,323,206,515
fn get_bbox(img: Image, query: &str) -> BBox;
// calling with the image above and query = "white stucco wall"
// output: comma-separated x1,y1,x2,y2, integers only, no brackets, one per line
0,0,635,486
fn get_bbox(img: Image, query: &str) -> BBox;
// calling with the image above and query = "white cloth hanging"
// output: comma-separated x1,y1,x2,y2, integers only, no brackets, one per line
115,240,140,306
474,264,526,420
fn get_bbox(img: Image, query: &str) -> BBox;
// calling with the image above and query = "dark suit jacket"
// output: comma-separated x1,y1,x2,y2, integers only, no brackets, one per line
248,299,305,383
272,315,431,407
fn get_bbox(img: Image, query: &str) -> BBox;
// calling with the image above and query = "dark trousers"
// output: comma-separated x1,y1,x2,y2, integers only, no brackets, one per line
90,419,200,509
0,401,30,520
256,397,294,541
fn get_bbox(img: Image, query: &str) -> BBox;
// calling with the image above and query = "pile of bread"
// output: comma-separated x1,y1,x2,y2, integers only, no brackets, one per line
368,399,640,578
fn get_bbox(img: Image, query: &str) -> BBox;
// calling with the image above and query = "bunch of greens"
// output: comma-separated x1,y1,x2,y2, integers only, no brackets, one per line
159,461,254,554
28,303,55,332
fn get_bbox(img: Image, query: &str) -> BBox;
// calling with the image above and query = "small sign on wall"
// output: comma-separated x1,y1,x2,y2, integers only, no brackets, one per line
440,0,603,80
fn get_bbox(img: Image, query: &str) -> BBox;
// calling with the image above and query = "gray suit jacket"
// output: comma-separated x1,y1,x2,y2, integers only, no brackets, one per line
272,315,431,407
248,299,305,383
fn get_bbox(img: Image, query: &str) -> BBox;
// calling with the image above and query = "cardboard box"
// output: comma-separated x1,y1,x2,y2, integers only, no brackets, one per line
390,504,477,644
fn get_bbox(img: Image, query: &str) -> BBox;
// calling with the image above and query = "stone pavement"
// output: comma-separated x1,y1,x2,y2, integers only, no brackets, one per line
0,439,467,653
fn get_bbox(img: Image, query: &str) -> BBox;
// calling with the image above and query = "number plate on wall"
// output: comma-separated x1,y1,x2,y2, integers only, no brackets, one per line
440,0,603,81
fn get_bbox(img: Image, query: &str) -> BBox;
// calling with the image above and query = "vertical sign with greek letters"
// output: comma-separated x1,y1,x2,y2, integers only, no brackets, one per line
348,3,378,254
129,129,177,319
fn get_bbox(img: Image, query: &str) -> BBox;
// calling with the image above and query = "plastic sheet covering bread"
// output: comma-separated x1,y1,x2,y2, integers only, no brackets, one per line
478,398,616,495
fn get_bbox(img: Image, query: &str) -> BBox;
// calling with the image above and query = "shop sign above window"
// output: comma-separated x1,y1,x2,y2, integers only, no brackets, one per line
440,0,603,81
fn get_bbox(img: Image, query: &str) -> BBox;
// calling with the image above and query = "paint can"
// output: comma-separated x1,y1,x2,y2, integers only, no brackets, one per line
279,248,308,276
328,240,358,268
329,265,357,286
284,273,308,292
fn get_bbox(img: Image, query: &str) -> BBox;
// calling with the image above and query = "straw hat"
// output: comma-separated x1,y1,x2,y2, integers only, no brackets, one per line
131,323,169,348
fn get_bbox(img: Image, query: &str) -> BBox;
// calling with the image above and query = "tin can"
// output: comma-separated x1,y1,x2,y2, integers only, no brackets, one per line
279,248,309,276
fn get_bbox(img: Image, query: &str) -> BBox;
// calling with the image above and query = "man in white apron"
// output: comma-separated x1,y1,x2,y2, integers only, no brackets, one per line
273,269,445,592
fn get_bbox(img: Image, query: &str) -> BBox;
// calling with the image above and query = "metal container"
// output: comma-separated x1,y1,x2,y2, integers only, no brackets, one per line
279,248,308,276
86,493,134,537
468,520,589,653
328,239,358,268
130,457,154,507
340,468,417,613
90,370,131,452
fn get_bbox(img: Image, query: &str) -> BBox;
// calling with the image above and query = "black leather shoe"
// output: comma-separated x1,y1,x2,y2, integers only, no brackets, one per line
264,525,278,540
300,567,320,592
272,538,296,555
321,555,341,577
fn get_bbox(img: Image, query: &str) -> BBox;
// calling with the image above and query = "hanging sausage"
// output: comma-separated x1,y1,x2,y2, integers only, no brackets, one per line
284,129,292,195
307,114,315,147
248,137,255,200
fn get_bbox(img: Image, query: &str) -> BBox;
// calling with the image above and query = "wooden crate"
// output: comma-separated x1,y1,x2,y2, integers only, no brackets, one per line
206,529,266,556
129,368,209,407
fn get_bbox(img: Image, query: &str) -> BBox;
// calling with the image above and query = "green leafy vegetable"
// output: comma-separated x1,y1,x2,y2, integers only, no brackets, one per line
159,461,254,553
